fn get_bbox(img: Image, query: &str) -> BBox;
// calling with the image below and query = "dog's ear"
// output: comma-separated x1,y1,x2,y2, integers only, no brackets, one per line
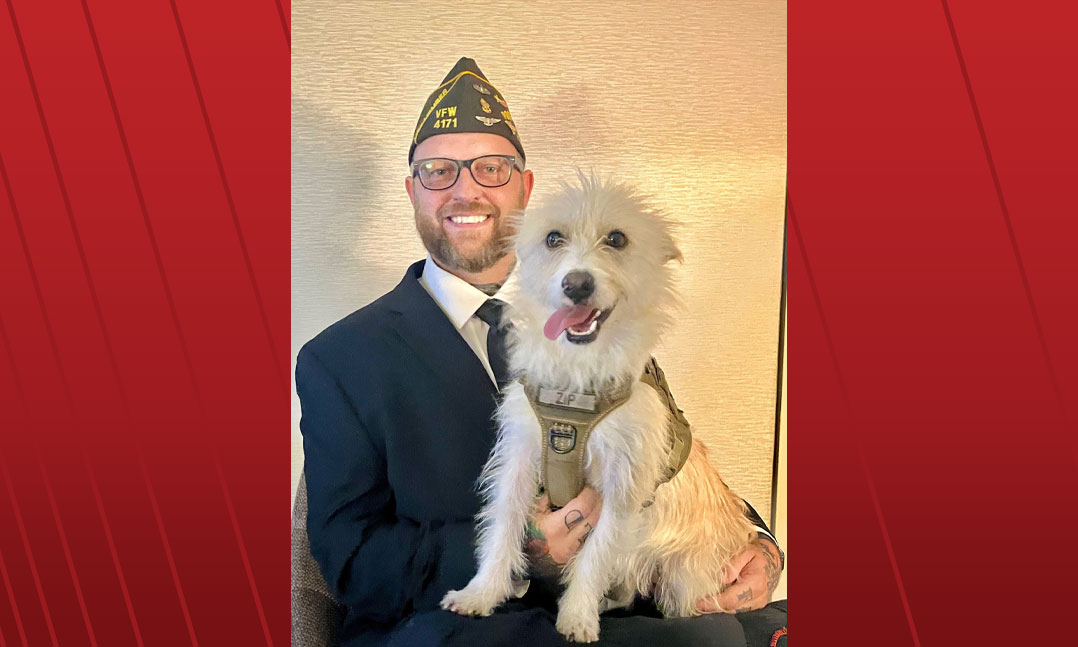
655,211,683,264
664,241,684,264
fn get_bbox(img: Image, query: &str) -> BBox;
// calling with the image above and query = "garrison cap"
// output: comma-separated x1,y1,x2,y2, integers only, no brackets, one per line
409,57,524,164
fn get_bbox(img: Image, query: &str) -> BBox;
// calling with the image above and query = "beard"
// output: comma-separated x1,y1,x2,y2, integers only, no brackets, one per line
414,191,523,274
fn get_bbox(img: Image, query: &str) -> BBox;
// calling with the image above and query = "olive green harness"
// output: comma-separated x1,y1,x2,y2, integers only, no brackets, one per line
521,358,692,508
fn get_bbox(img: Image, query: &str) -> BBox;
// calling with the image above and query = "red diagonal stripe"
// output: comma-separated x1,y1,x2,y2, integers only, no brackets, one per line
939,0,1071,429
789,199,922,647
2,128,82,647
0,144,75,426
274,0,290,47
138,454,199,646
83,455,144,647
80,3,275,643
0,311,29,419
0,542,21,647
0,315,28,647
36,454,96,645
3,0,129,414
0,458,58,646
0,133,65,647
76,0,203,410
5,1,197,641
213,452,273,646
0,318,95,643
169,0,287,393
2,142,145,647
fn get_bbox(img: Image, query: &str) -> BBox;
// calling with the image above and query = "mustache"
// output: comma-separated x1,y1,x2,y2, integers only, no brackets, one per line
438,202,499,219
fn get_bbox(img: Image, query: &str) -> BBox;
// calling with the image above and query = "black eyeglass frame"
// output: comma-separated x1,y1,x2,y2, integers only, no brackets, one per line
410,155,524,190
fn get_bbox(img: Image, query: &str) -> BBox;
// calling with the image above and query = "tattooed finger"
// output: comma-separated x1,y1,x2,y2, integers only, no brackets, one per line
577,522,593,546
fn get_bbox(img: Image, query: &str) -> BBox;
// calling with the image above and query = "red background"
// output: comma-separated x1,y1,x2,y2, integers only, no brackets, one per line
0,0,1076,645
791,1,1078,645
0,0,289,644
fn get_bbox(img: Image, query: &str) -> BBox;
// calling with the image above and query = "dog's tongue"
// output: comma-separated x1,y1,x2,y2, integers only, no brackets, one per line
544,305,595,340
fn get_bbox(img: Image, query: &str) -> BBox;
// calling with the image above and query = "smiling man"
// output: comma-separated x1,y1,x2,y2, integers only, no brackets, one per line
296,57,786,647
407,132,531,286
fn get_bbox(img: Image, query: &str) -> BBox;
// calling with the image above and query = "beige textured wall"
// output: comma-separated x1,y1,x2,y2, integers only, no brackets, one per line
291,2,787,528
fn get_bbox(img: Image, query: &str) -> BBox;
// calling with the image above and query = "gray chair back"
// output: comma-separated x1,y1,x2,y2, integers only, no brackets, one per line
292,472,346,646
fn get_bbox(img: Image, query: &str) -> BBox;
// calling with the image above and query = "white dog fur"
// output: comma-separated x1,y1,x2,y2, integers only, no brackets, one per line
441,173,758,643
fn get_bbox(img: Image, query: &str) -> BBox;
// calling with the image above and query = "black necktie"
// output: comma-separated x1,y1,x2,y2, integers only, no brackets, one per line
474,298,510,390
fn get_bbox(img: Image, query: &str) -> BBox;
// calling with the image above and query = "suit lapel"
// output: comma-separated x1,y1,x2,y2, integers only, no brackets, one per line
386,261,497,400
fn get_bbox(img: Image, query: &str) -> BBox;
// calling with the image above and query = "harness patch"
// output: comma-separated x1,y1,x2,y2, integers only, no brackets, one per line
548,423,577,454
538,387,598,411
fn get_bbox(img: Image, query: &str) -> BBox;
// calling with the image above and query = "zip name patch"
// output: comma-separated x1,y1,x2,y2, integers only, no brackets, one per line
538,387,598,412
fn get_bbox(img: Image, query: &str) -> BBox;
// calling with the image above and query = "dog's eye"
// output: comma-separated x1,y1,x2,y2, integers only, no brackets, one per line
604,230,628,249
546,231,566,249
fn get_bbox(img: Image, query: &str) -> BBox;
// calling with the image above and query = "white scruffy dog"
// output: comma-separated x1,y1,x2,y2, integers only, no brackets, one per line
441,174,758,643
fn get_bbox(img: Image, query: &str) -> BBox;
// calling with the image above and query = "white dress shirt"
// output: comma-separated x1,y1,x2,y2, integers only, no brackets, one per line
418,255,500,387
418,255,533,596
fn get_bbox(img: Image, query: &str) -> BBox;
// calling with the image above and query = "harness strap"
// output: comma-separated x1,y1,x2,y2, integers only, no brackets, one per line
640,359,693,486
523,358,692,508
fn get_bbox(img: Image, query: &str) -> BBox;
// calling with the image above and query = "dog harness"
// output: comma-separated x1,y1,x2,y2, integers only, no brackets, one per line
521,358,693,508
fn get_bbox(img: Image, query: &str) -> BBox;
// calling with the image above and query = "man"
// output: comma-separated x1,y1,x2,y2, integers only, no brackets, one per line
296,57,786,646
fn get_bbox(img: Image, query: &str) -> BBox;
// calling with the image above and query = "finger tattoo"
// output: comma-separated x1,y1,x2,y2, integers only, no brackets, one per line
737,587,752,603
564,509,585,530
577,522,593,546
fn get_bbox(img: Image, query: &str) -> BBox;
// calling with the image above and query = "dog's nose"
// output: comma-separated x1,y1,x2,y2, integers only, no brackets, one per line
561,271,595,304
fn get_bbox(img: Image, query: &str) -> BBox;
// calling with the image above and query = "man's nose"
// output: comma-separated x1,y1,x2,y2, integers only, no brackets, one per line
561,271,595,304
450,165,484,200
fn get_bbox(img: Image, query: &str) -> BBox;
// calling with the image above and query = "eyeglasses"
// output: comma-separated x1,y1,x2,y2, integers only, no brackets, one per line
410,155,523,190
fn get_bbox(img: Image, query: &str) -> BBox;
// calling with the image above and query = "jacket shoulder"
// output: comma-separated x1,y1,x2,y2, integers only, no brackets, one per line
298,291,400,368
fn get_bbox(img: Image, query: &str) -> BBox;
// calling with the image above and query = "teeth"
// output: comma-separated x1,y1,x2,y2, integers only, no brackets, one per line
570,319,599,335
449,214,489,224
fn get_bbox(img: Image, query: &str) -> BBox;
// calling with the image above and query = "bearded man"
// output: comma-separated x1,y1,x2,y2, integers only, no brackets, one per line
296,57,786,647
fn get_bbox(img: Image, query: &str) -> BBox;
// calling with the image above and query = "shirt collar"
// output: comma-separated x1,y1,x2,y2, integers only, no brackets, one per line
419,255,492,330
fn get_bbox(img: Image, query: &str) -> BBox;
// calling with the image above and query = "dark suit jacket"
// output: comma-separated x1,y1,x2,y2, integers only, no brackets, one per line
296,260,774,645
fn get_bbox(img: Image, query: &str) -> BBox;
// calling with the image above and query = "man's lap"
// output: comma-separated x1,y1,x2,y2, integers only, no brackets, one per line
379,597,787,647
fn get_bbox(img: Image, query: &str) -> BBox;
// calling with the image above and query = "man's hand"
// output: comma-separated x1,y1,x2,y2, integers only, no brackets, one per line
524,487,602,582
696,538,783,613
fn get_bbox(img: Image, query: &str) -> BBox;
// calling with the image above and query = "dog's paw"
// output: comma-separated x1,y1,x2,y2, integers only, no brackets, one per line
440,586,500,617
556,609,601,643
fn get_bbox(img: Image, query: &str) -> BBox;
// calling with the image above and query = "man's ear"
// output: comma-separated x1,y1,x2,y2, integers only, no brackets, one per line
405,175,416,207
520,168,535,210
